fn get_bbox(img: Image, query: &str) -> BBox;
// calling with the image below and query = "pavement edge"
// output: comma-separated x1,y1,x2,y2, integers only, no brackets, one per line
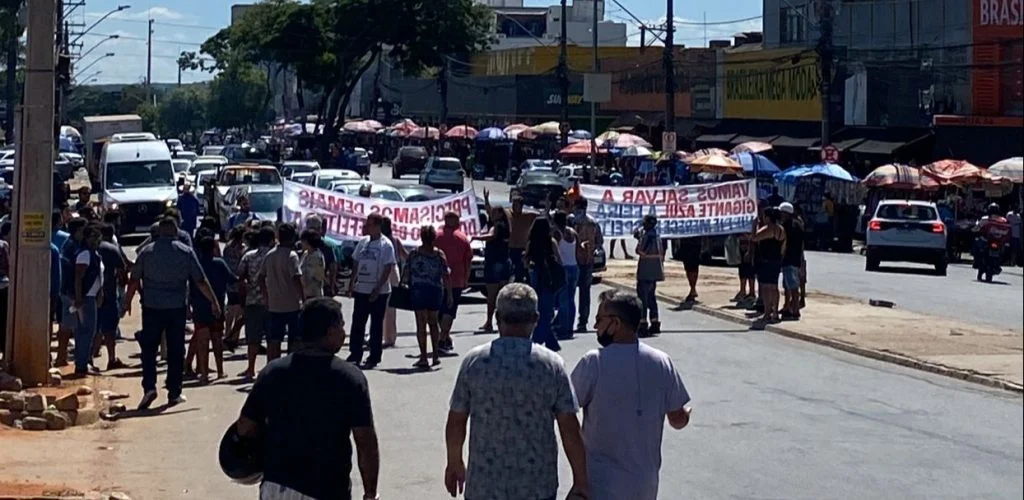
602,278,1024,395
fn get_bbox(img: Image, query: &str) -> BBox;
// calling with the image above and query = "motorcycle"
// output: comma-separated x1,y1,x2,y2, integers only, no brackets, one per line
975,237,1004,282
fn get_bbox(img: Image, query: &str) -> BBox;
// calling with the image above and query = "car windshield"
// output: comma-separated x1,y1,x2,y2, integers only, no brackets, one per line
106,160,175,189
399,147,427,159
318,173,357,189
285,163,317,174
191,162,220,174
434,159,461,170
373,189,403,201
203,146,224,156
248,191,283,213
172,160,190,173
524,171,561,183
221,169,281,186
878,204,938,221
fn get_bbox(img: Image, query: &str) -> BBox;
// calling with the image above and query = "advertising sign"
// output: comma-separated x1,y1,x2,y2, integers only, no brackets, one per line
598,49,716,116
579,179,758,239
972,0,1024,116
722,49,821,121
281,181,481,245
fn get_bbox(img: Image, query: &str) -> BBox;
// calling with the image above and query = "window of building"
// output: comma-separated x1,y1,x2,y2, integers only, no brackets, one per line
779,5,806,44
1002,40,1024,116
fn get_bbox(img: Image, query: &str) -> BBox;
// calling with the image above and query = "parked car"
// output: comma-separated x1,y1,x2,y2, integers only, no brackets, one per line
202,145,225,156
312,168,363,189
507,159,557,185
419,156,465,193
391,146,428,179
216,184,284,230
172,151,198,163
396,185,441,202
865,200,948,275
281,160,320,178
515,170,568,207
353,147,372,175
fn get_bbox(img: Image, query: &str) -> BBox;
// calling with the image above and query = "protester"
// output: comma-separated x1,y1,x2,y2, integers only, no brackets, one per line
259,223,305,361
526,217,563,351
734,217,757,304
177,182,201,237
140,209,193,247
779,202,805,320
434,211,472,355
407,225,451,369
237,226,275,381
299,230,327,300
379,217,406,348
504,193,537,283
222,225,248,350
346,213,397,368
228,195,260,230
192,235,237,383
304,214,337,296
552,211,580,340
473,204,511,333
233,298,380,500
571,289,691,499
95,224,127,370
0,222,9,357
753,208,787,324
675,236,701,303
125,217,220,409
71,224,105,377
55,217,88,367
444,283,589,499
74,185,91,212
635,215,665,336
572,197,603,332
1008,209,1022,267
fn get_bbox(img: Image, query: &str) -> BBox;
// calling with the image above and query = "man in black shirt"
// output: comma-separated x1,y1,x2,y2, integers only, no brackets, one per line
778,202,804,320
234,297,380,500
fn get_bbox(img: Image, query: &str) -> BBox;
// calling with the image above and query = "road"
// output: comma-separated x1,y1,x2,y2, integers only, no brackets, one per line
372,166,1024,330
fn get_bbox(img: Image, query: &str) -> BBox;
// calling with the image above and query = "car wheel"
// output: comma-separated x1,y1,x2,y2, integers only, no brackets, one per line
392,169,400,179
935,261,948,276
865,252,880,271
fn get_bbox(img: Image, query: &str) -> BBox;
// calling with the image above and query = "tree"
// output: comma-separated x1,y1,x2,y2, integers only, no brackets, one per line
206,64,268,130
159,85,207,137
135,102,160,134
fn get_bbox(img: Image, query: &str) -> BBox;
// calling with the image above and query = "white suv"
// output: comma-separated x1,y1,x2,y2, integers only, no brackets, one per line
865,200,948,275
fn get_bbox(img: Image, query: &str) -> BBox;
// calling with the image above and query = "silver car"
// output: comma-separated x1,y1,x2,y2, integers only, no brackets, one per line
419,156,465,193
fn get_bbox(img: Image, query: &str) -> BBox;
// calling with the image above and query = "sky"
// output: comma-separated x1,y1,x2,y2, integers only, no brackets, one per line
76,0,763,85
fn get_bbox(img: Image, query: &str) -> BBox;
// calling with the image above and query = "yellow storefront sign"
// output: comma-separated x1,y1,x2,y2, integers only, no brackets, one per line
723,49,821,121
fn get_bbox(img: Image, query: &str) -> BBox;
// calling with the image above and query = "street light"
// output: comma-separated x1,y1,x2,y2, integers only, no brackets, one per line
77,34,119,61
75,71,103,85
73,53,115,80
70,5,130,45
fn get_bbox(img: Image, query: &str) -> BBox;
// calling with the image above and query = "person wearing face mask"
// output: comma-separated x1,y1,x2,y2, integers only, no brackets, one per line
570,289,692,500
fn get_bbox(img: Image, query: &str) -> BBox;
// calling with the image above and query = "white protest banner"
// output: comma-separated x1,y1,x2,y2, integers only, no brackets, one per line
281,181,481,244
580,179,758,239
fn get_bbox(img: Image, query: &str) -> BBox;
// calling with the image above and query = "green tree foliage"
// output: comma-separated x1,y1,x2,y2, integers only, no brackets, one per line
135,102,160,134
159,86,208,137
206,64,268,130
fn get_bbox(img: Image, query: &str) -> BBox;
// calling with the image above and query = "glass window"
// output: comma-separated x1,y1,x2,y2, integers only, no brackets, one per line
877,204,938,221
105,160,175,189
779,6,806,44
247,192,282,213
1001,40,1024,116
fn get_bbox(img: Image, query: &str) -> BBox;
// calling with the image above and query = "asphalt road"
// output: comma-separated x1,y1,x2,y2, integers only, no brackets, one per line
42,284,1021,500
373,166,1024,330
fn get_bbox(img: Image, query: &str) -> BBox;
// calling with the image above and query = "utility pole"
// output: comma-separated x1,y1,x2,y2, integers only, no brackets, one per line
817,0,834,148
55,0,65,125
589,0,599,176
663,0,676,138
7,0,55,385
146,18,154,100
558,0,569,148
3,5,18,145
438,58,449,127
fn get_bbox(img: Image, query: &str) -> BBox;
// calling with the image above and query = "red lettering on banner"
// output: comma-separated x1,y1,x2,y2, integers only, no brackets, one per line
621,190,635,204
601,189,614,203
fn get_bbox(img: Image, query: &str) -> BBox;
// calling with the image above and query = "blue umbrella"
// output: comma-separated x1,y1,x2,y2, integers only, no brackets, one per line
775,163,858,183
476,127,507,141
569,129,591,140
730,152,780,175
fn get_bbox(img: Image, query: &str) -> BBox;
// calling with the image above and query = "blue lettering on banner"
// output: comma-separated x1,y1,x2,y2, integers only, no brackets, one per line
599,215,757,239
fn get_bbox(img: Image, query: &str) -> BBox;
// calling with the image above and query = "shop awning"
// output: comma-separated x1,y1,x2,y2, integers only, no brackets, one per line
731,134,779,145
808,138,867,151
848,134,932,155
771,136,817,148
695,133,738,143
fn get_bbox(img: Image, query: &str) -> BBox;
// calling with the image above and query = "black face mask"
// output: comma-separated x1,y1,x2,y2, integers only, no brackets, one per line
597,333,615,347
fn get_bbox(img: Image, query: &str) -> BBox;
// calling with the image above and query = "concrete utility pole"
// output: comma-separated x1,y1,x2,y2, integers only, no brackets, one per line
56,0,65,125
438,59,449,127
663,0,676,136
817,0,834,147
146,18,153,100
589,0,599,176
6,0,55,385
558,0,569,148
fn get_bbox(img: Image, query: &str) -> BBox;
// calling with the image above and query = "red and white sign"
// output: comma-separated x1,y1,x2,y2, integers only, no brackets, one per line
978,0,1023,26
821,144,840,163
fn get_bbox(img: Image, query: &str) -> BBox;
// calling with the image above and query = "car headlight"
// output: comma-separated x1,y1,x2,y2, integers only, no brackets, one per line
109,202,119,211
166,199,177,207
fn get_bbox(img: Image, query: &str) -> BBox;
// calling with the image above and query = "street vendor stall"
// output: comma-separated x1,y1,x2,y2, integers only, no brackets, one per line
775,163,861,251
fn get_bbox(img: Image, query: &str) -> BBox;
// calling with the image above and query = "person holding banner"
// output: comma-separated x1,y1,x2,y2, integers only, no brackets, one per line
752,208,787,324
346,213,398,368
473,206,512,333
634,215,665,336
526,217,564,352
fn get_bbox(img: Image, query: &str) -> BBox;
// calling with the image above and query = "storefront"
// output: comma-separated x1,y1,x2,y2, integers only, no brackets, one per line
514,73,616,129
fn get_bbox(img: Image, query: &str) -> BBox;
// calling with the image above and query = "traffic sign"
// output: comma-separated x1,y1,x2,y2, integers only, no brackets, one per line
662,131,677,153
821,144,840,163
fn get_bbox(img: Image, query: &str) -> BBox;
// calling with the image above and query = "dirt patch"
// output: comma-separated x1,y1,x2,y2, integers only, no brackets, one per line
0,480,85,496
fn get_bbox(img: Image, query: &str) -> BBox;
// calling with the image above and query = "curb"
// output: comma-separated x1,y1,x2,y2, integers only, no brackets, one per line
602,279,1024,395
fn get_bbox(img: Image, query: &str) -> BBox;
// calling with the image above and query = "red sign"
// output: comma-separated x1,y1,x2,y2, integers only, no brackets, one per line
821,144,840,163
972,0,1024,116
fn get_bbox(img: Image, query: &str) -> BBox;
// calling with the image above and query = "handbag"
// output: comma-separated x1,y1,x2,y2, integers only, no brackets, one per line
388,259,414,311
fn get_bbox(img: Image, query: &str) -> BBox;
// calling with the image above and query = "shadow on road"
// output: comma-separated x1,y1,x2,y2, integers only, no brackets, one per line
871,266,945,277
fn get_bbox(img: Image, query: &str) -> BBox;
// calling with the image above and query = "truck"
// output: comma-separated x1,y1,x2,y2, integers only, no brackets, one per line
82,114,143,189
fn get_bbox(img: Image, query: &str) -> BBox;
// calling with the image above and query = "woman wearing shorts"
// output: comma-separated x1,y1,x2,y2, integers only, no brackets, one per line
473,206,511,332
191,235,237,383
407,225,451,369
753,208,787,323
221,226,247,350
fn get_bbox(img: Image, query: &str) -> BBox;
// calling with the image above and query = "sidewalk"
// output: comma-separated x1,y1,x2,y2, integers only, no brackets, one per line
599,260,1024,393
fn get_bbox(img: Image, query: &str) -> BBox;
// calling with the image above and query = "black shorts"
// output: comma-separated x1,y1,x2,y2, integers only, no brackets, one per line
244,305,269,345
226,292,242,306
757,260,782,285
738,262,756,280
442,288,464,319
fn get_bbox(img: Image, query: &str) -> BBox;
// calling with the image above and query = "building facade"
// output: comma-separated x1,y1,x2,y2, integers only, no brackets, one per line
485,0,628,50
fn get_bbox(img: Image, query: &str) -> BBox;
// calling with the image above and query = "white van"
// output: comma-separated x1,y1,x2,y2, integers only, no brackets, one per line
100,138,178,234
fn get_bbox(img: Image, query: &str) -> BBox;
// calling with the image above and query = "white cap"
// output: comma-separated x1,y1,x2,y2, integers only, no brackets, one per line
778,202,795,214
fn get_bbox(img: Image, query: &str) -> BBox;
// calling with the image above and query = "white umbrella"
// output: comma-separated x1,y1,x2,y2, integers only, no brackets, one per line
989,157,1023,184
621,145,653,157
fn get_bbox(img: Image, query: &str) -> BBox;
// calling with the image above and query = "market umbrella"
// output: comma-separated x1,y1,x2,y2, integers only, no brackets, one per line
60,125,82,139
342,120,376,133
530,121,562,136
732,141,772,154
445,125,478,139
776,163,857,183
391,118,417,129
621,145,654,157
361,119,384,130
558,141,608,156
730,152,781,175
604,133,652,149
679,148,729,162
688,154,744,175
504,123,529,134
989,157,1023,184
921,159,988,185
861,164,939,190
569,130,592,140
409,126,441,139
476,127,507,141
595,130,619,144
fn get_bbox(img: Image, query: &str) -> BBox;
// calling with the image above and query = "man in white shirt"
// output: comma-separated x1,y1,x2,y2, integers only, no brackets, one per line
345,213,397,369
570,289,692,500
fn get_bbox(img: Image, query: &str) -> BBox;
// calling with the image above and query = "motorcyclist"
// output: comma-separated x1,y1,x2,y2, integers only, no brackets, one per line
973,203,1011,278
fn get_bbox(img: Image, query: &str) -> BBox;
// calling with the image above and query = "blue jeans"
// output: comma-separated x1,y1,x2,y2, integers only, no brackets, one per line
637,280,659,322
555,265,579,337
530,271,560,352
576,263,594,328
73,296,98,372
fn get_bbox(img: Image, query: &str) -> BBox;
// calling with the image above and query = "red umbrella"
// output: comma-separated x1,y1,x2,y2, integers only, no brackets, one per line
409,126,441,140
861,164,940,190
921,159,987,185
444,125,478,139
604,133,652,149
680,148,729,162
558,141,608,156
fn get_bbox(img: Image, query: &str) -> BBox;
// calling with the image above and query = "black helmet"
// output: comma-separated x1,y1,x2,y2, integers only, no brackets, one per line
218,422,264,485
987,203,1001,216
